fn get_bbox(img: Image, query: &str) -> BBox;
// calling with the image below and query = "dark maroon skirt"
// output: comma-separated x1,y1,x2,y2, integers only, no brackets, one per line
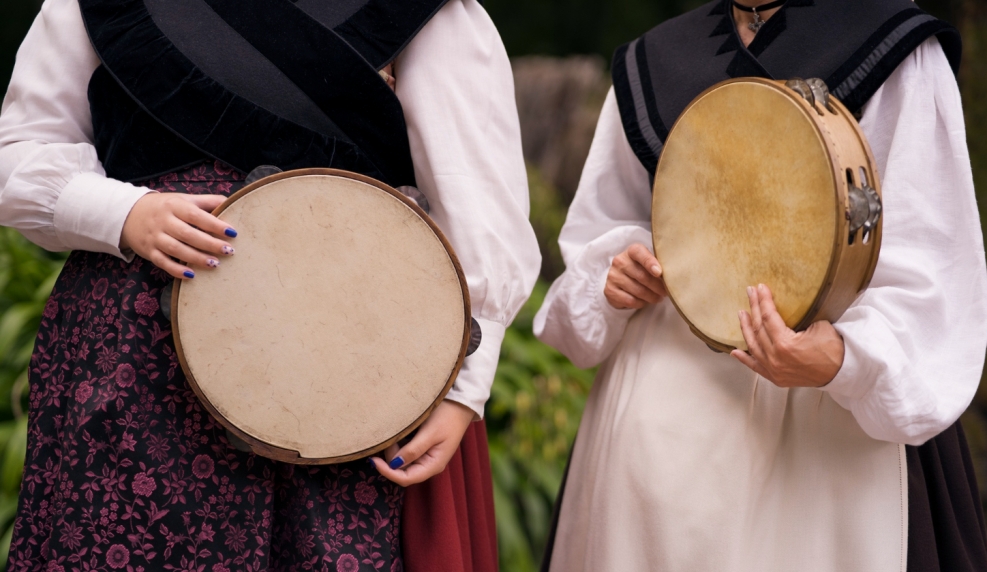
7,161,498,572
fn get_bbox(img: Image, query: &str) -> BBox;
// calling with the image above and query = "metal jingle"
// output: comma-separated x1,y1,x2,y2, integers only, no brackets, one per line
466,317,482,356
160,282,173,321
396,185,430,214
245,165,284,186
785,77,835,115
847,183,882,245
805,78,835,114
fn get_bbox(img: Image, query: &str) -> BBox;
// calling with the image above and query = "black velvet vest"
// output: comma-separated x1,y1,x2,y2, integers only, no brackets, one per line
79,0,448,186
612,0,961,175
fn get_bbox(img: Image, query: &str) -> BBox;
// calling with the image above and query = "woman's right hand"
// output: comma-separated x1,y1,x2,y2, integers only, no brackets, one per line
604,243,668,309
120,193,237,280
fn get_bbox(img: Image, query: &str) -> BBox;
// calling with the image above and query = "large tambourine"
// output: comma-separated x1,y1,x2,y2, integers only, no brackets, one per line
652,77,883,352
171,169,471,464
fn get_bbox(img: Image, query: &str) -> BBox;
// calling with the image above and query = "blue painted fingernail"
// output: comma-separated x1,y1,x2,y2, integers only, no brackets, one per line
206,258,220,268
183,270,195,279
368,458,378,471
388,456,405,470
225,228,238,238
222,245,235,255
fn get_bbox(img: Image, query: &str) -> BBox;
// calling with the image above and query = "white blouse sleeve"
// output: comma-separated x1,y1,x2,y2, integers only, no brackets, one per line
0,0,151,260
822,38,987,446
396,0,541,417
532,88,653,368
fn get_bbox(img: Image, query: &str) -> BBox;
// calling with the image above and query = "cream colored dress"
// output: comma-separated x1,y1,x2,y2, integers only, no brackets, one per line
535,39,986,571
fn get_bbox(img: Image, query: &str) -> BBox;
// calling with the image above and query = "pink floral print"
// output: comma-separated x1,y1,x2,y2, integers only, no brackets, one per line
7,162,404,572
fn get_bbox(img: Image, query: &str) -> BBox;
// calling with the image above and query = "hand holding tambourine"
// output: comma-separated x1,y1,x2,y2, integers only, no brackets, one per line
611,77,882,388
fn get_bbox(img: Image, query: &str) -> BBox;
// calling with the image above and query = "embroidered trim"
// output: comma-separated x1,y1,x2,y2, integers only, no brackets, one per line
612,40,663,175
833,13,935,99
829,10,961,113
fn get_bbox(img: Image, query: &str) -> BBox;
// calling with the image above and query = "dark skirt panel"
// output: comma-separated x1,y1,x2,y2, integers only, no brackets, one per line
907,422,987,572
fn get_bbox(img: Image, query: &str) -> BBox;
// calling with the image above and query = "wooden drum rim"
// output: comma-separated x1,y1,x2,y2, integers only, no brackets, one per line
171,168,472,464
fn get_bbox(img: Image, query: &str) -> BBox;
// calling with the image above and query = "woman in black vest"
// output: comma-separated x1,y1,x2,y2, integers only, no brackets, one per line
536,1,987,570
0,0,541,570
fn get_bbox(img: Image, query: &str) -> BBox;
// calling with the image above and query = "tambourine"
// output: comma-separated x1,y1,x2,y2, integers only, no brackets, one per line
172,169,472,464
652,77,883,352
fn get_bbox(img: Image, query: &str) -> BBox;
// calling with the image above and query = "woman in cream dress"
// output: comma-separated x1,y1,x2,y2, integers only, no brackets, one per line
535,1,987,570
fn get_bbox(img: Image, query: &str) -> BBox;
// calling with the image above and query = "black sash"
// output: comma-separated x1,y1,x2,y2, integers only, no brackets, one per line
612,0,961,175
79,0,447,185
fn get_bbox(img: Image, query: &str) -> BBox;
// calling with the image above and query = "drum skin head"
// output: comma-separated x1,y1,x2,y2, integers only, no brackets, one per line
653,81,837,350
174,172,468,462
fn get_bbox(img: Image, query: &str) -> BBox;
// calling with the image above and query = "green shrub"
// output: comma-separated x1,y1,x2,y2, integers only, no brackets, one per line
0,229,64,567
487,282,595,571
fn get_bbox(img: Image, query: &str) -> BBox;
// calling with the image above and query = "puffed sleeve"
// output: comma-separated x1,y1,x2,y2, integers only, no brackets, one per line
395,0,541,417
532,88,653,368
821,38,987,445
0,0,151,259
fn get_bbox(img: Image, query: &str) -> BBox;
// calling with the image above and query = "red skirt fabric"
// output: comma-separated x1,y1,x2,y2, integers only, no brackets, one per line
401,421,499,572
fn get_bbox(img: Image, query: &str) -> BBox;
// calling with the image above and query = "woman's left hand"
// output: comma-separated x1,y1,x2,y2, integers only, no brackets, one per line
369,399,474,486
730,283,845,388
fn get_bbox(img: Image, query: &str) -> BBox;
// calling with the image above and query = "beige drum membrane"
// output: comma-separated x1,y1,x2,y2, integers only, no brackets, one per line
652,78,882,352
172,169,470,464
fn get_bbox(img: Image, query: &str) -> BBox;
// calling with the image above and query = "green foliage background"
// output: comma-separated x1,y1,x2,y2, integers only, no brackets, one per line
0,1,986,571
0,230,63,566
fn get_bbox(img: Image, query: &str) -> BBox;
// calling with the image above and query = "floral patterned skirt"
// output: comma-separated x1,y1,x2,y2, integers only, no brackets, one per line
8,162,407,572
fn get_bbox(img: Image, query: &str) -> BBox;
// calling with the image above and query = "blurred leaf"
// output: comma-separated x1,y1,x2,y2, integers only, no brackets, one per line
0,229,65,569
0,303,39,360
488,274,595,570
0,416,27,493
0,521,13,571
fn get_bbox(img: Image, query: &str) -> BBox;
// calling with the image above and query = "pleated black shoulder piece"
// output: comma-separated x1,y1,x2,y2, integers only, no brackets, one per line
612,0,961,175
79,0,448,185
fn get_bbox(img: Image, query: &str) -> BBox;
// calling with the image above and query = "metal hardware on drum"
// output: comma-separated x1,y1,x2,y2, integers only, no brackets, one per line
785,78,836,115
160,282,172,321
397,185,431,213
846,168,882,245
785,78,882,244
244,164,283,185
467,317,482,356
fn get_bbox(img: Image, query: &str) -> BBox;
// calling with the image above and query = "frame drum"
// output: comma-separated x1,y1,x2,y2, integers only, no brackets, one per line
172,169,470,464
652,78,883,352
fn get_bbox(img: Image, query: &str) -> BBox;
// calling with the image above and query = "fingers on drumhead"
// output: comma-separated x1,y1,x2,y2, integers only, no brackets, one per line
150,251,195,280
186,205,237,238
168,208,236,255
754,284,789,337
